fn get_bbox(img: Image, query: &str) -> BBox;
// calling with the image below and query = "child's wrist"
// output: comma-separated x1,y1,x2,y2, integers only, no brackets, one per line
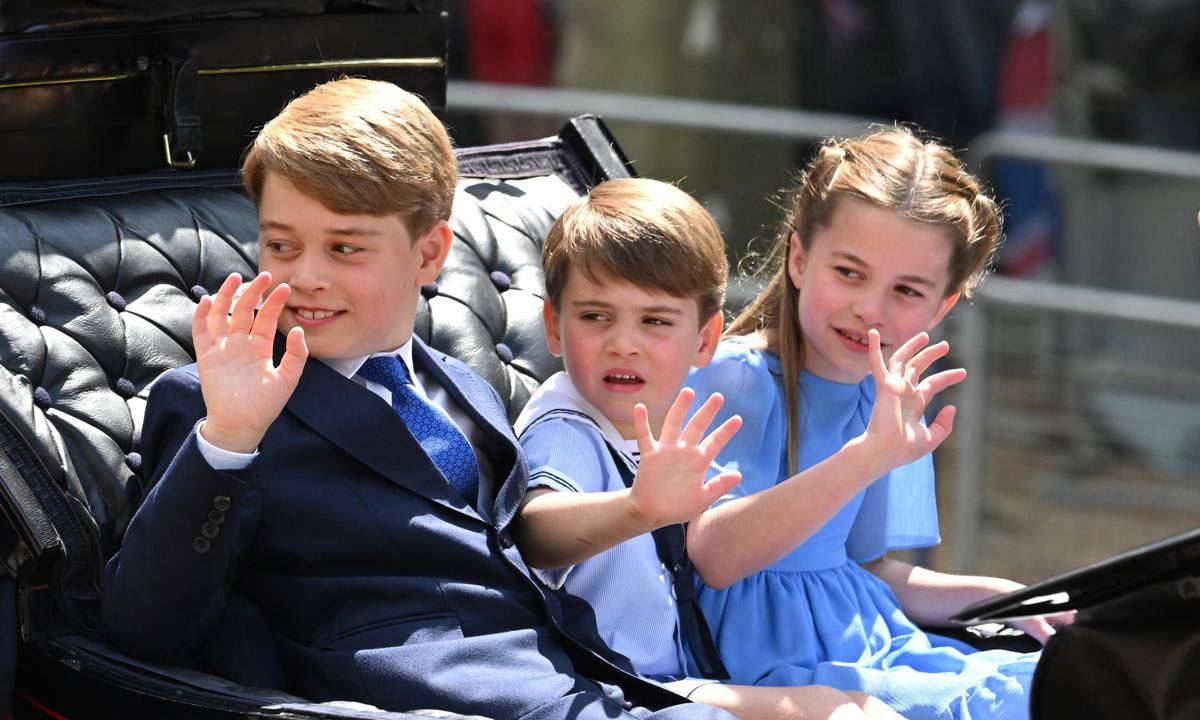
839,434,893,483
198,418,263,455
624,489,667,534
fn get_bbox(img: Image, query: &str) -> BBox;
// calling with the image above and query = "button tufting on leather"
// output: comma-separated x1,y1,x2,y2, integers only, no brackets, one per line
28,305,46,324
114,378,137,398
420,282,439,299
489,270,512,291
124,453,142,472
32,387,51,408
105,291,127,312
495,343,514,364
190,285,208,301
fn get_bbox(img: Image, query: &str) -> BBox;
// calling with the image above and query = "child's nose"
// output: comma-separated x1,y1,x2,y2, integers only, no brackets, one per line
288,254,328,292
604,328,639,356
852,292,885,326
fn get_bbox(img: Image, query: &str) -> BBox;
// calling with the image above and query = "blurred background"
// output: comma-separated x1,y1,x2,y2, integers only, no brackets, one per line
439,0,1200,585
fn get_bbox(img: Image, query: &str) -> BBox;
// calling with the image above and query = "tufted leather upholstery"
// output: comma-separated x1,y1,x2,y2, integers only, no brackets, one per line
0,118,631,655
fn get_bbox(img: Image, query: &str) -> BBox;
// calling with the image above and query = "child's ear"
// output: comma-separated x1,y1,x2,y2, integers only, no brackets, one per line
786,231,806,288
692,311,724,368
542,300,564,357
414,220,453,285
930,291,961,329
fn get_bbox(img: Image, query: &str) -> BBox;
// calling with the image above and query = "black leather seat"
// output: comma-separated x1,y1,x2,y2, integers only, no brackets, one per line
0,117,633,719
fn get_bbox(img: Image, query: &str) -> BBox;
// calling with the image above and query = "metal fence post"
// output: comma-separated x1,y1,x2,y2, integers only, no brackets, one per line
952,300,988,574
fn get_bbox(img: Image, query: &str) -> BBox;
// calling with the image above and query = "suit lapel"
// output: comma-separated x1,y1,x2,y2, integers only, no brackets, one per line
411,337,527,528
279,340,479,521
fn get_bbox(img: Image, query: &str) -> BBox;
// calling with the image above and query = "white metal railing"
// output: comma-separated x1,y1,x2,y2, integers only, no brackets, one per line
448,80,877,141
950,277,1200,572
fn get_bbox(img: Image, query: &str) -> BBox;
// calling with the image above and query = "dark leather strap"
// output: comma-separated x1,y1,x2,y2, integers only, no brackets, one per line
608,447,729,680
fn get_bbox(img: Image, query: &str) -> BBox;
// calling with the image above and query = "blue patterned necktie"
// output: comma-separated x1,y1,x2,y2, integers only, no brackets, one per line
358,355,480,505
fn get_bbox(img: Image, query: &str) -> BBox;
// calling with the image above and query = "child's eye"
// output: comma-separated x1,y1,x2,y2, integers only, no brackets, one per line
643,317,672,327
834,266,862,280
580,312,609,322
264,239,295,254
895,285,924,298
331,243,362,256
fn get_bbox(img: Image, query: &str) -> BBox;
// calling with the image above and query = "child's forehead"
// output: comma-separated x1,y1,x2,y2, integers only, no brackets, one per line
816,203,955,272
564,265,698,308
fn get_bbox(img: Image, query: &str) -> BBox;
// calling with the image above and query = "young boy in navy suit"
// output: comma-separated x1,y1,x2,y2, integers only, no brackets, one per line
100,78,734,720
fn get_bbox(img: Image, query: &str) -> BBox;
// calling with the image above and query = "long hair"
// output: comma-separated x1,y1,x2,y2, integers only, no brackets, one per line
728,125,1002,474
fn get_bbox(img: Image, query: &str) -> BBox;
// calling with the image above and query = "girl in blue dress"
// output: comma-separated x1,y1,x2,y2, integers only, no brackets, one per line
684,126,1070,720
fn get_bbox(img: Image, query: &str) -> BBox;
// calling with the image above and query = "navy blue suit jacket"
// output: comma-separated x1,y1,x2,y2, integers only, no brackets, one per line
101,336,730,720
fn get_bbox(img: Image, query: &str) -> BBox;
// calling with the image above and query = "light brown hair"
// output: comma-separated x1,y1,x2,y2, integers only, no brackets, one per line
242,77,457,237
542,178,728,324
729,125,1002,473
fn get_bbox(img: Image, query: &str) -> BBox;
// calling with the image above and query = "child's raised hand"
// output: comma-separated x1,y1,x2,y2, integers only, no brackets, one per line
193,271,308,453
628,388,743,529
862,328,967,472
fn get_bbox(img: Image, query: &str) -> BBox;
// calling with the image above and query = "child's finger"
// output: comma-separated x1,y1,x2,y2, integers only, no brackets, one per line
868,330,888,383
925,405,957,451
679,391,723,446
702,470,742,505
229,272,271,335
633,403,655,454
207,273,242,339
277,326,309,389
917,368,967,404
192,294,215,350
659,387,695,445
905,340,951,383
698,415,742,459
887,331,929,372
253,282,290,340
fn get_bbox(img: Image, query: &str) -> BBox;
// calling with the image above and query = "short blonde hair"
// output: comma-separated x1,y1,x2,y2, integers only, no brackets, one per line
542,178,728,324
242,77,457,237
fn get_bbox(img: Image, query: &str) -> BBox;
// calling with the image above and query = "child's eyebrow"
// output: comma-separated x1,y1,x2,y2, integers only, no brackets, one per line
640,305,686,315
259,220,382,238
570,299,686,315
832,250,937,288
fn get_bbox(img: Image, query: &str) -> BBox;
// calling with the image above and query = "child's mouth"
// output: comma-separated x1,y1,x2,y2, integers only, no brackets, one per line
297,309,337,320
603,372,645,392
840,328,868,348
291,307,343,325
835,328,894,354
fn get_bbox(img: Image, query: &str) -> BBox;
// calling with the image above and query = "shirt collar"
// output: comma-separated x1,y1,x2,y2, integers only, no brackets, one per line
322,339,416,381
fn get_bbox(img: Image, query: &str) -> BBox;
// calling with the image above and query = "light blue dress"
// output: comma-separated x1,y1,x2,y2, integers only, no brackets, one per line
685,341,1038,720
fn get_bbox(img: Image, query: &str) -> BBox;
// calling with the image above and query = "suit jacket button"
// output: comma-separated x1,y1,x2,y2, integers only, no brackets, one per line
213,495,232,512
192,537,211,553
201,522,220,539
498,530,514,549
208,510,226,525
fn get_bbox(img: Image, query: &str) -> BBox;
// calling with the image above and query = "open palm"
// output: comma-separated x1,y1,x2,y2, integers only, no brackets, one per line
864,329,966,471
193,272,308,453
628,389,742,528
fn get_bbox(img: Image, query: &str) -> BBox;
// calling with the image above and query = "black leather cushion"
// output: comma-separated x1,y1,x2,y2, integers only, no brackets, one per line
0,173,573,593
